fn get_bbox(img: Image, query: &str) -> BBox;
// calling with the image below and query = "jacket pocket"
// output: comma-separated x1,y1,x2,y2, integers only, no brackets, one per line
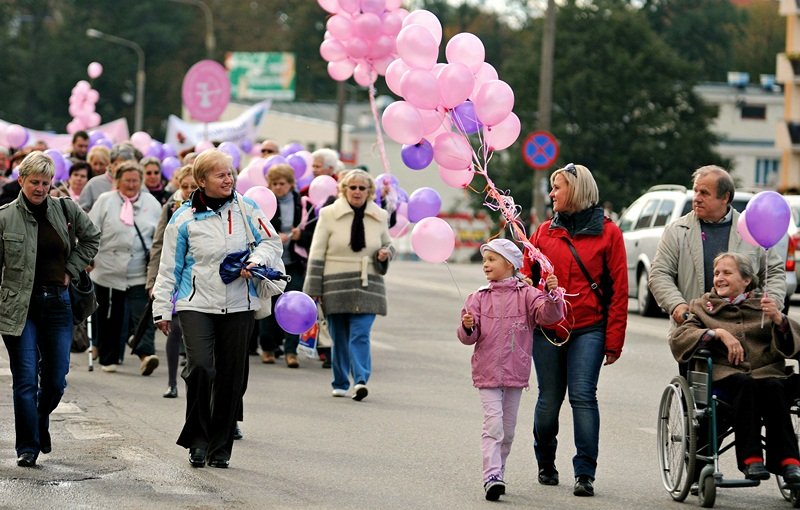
2,232,25,263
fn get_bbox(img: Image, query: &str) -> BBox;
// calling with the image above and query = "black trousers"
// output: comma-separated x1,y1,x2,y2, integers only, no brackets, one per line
177,310,253,461
94,283,127,367
715,373,800,473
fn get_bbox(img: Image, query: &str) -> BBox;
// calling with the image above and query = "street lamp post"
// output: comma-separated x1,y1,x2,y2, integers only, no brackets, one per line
86,28,146,133
168,0,215,59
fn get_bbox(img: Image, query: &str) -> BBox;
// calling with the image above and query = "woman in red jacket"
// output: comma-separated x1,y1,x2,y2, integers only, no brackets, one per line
521,163,628,497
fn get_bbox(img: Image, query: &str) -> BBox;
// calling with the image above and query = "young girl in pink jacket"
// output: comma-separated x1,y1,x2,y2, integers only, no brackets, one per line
458,239,564,501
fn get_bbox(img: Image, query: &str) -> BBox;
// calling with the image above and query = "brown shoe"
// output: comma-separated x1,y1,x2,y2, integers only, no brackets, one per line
261,351,275,364
286,353,299,368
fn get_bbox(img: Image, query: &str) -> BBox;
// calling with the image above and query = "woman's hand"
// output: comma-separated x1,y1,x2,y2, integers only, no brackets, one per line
241,262,255,280
761,295,784,325
377,248,390,262
604,354,619,366
462,313,475,329
717,329,745,365
156,320,171,336
544,274,558,291
290,227,301,241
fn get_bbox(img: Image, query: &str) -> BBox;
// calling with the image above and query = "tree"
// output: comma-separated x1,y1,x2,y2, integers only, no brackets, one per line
732,0,784,81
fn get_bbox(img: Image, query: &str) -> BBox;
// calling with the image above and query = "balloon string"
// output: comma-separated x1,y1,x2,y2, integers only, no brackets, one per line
444,261,464,302
368,85,391,175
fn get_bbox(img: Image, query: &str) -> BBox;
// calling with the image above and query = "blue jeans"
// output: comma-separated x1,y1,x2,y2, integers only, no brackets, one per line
3,287,73,456
327,313,375,391
532,326,605,479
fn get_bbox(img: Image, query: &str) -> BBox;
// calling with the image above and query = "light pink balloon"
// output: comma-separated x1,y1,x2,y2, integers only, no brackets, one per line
328,59,356,81
400,69,441,110
236,166,263,193
74,80,91,93
327,15,353,40
66,119,82,135
4,124,28,148
382,10,404,36
87,62,103,79
473,80,514,127
385,59,410,96
194,140,215,153
320,38,347,62
88,112,101,128
86,89,100,104
433,132,473,169
130,131,152,153
411,217,455,263
367,34,395,60
483,112,520,151
318,0,340,14
354,12,382,40
437,63,475,109
418,107,446,135
309,175,339,206
396,25,438,70
344,37,369,59
402,9,443,46
244,186,278,220
737,211,760,247
338,0,359,13
361,0,386,15
438,165,475,188
372,56,394,75
381,100,424,145
389,214,410,238
445,32,485,73
385,0,403,8
353,62,377,87
471,62,499,99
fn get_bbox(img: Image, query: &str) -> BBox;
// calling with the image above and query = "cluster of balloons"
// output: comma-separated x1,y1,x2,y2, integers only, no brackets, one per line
318,0,404,87
67,63,105,135
738,191,791,250
379,9,521,191
127,131,181,179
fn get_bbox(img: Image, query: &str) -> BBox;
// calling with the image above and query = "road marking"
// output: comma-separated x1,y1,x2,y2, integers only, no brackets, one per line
65,422,121,440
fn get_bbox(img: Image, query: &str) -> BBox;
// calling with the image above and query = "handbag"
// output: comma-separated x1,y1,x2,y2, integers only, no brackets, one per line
298,302,332,360
237,196,286,319
71,320,90,353
60,199,98,325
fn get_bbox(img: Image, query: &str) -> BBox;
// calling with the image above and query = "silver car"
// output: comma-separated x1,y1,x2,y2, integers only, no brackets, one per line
618,185,796,316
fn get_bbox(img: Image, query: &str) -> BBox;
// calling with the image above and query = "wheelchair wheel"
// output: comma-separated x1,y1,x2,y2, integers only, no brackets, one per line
658,376,697,501
698,465,716,508
792,489,800,508
779,401,800,502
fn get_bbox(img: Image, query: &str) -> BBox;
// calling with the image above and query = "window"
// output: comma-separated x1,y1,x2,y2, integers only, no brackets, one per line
740,104,766,120
755,159,779,186
634,200,659,230
653,200,675,227
618,198,644,233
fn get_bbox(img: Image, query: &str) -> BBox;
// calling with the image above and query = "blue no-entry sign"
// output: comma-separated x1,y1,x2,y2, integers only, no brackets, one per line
522,131,559,170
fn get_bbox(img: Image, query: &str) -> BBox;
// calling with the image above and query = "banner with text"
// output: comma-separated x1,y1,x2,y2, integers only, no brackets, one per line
165,100,271,150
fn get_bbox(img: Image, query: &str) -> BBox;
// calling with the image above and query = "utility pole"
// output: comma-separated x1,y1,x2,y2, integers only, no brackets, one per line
532,0,556,226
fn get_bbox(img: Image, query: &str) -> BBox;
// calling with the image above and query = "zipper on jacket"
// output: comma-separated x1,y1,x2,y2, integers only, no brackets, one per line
228,209,232,235
258,218,271,237
188,275,197,301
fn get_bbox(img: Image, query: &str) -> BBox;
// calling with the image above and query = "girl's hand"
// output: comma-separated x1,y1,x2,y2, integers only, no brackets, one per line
377,248,389,262
717,329,745,365
545,274,558,291
462,313,474,329
760,295,784,325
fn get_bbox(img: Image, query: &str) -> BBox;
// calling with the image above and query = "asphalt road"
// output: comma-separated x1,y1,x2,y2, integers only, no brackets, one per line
0,261,797,509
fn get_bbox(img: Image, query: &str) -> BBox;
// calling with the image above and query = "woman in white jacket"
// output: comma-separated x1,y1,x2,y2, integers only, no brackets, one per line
153,149,282,469
89,161,162,374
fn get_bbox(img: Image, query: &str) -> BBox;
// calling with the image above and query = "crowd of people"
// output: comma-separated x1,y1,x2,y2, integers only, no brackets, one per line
2,133,799,506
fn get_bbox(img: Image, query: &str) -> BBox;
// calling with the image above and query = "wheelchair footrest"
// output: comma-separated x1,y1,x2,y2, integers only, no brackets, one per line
715,478,761,488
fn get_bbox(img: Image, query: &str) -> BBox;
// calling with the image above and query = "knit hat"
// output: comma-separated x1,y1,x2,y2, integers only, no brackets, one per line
479,239,523,270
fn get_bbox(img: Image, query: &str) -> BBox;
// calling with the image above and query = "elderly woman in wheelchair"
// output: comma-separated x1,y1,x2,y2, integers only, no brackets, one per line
665,252,800,505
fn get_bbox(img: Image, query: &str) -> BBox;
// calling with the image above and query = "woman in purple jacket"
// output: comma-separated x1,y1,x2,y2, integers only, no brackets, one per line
458,239,565,501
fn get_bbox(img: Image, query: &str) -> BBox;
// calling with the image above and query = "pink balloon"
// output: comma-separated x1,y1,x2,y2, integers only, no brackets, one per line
74,80,91,93
437,63,475,109
361,0,386,15
344,37,369,59
338,0,359,13
88,112,101,128
389,214,410,238
433,132,473,169
318,0,340,14
327,15,353,40
411,217,455,263
438,165,475,188
445,32,485,73
244,186,278,220
471,62,498,99
400,69,441,110
87,62,103,79
473,80,515,127
195,140,215,153
737,211,759,248
385,59,410,96
328,59,356,81
396,25,438,70
353,62,377,87
309,175,339,206
130,131,152,153
381,101,424,145
320,39,347,62
483,112,520,151
382,10,404,36
418,107,446,135
372,56,394,75
402,9,442,46
367,35,395,60
235,167,258,194
4,124,28,148
354,12,382,40
86,89,100,104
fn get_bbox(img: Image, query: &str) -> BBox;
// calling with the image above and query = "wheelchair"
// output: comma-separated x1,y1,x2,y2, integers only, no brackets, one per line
657,349,800,508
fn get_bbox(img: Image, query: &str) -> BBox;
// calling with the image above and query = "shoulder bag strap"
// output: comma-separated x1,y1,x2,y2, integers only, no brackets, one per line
132,222,150,265
561,237,605,304
236,195,256,252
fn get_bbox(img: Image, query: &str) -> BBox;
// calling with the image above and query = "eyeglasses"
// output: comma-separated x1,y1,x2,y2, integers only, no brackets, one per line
348,185,367,191
261,148,277,155
564,163,577,176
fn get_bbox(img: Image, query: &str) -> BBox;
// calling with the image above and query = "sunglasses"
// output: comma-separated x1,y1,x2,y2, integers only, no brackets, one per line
348,185,367,191
564,163,577,176
261,149,277,155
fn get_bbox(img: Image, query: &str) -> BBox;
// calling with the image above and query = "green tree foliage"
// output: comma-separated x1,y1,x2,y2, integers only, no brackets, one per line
732,0,784,81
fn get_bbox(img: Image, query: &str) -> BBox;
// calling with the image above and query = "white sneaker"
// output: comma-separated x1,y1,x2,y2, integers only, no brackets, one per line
353,384,368,401
332,388,347,397
101,364,117,373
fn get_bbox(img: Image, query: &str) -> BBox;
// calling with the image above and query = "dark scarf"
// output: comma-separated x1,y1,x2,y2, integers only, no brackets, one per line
350,202,367,252
195,190,233,212
551,206,605,237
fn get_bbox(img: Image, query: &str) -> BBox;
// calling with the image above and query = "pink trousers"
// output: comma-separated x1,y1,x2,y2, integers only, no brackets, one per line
479,387,523,482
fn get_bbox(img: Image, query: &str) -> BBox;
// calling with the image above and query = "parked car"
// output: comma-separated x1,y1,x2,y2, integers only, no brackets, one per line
618,185,797,316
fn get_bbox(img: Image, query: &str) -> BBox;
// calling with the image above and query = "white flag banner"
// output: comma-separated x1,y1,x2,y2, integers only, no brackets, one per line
165,100,271,151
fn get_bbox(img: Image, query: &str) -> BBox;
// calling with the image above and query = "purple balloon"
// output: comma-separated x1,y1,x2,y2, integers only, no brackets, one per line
407,187,442,222
161,156,181,180
401,139,434,170
296,173,313,190
451,100,482,135
262,155,289,175
146,140,164,160
274,291,317,334
161,143,177,159
88,130,106,148
218,141,242,169
745,191,791,249
280,142,304,158
240,138,253,153
96,138,113,149
287,154,307,180
43,149,66,181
